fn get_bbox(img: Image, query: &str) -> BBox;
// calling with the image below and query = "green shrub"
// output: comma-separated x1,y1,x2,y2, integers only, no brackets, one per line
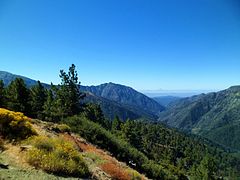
0,108,37,140
52,124,71,133
26,136,90,178
84,152,105,165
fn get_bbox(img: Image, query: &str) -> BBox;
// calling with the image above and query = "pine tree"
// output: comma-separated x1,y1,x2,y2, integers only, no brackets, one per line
6,78,30,114
112,115,121,131
83,103,106,124
0,80,5,107
30,81,47,119
56,64,84,117
193,155,217,180
43,88,56,121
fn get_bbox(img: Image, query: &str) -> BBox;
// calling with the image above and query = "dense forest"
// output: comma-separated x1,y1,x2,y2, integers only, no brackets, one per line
1,64,240,179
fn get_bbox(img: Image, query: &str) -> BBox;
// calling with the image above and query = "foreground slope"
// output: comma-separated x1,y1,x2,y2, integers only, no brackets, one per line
0,108,147,180
1,108,240,179
158,86,240,150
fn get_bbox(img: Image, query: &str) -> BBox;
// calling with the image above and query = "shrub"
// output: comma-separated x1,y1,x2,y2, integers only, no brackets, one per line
84,152,105,165
52,124,71,133
0,108,37,140
128,169,142,180
27,136,90,178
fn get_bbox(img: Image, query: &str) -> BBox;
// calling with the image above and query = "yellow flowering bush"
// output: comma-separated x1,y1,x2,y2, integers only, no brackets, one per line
27,136,90,177
0,108,37,139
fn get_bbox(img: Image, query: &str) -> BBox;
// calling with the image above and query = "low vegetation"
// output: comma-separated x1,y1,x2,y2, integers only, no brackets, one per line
52,123,71,133
0,108,37,140
26,136,90,177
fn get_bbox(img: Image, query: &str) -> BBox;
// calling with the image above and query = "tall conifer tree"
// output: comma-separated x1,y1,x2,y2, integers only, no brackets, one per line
6,78,30,114
56,64,84,117
30,81,47,118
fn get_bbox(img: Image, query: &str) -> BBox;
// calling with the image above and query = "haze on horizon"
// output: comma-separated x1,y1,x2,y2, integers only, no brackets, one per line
0,0,240,91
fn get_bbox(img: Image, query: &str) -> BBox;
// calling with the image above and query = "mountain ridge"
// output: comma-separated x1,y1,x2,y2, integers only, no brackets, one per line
0,70,163,120
158,86,240,151
81,82,165,117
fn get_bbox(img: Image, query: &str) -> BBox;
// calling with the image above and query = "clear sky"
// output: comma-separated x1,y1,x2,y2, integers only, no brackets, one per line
0,0,240,91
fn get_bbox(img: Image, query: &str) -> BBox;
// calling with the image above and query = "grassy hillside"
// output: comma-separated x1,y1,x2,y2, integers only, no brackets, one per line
0,108,147,180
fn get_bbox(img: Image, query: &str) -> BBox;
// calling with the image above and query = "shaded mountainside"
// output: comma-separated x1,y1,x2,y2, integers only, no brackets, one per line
152,96,181,107
81,82,165,116
158,86,240,151
82,92,157,121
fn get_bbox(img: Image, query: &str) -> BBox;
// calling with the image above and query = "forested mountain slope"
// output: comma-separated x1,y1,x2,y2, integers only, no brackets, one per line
83,92,156,121
158,86,240,150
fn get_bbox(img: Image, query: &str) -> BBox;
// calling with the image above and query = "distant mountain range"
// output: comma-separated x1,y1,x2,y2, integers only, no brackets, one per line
152,96,181,107
158,86,240,151
0,71,164,121
143,89,215,97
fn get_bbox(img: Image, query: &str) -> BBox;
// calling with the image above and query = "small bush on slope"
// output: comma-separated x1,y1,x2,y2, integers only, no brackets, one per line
26,136,90,178
0,108,37,140
52,124,71,133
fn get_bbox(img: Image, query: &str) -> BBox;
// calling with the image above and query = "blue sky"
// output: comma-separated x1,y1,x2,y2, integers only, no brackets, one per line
0,0,240,91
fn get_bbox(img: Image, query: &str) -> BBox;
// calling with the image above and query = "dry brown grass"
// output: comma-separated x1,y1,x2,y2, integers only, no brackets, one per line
2,143,31,169
63,134,147,180
100,162,130,180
